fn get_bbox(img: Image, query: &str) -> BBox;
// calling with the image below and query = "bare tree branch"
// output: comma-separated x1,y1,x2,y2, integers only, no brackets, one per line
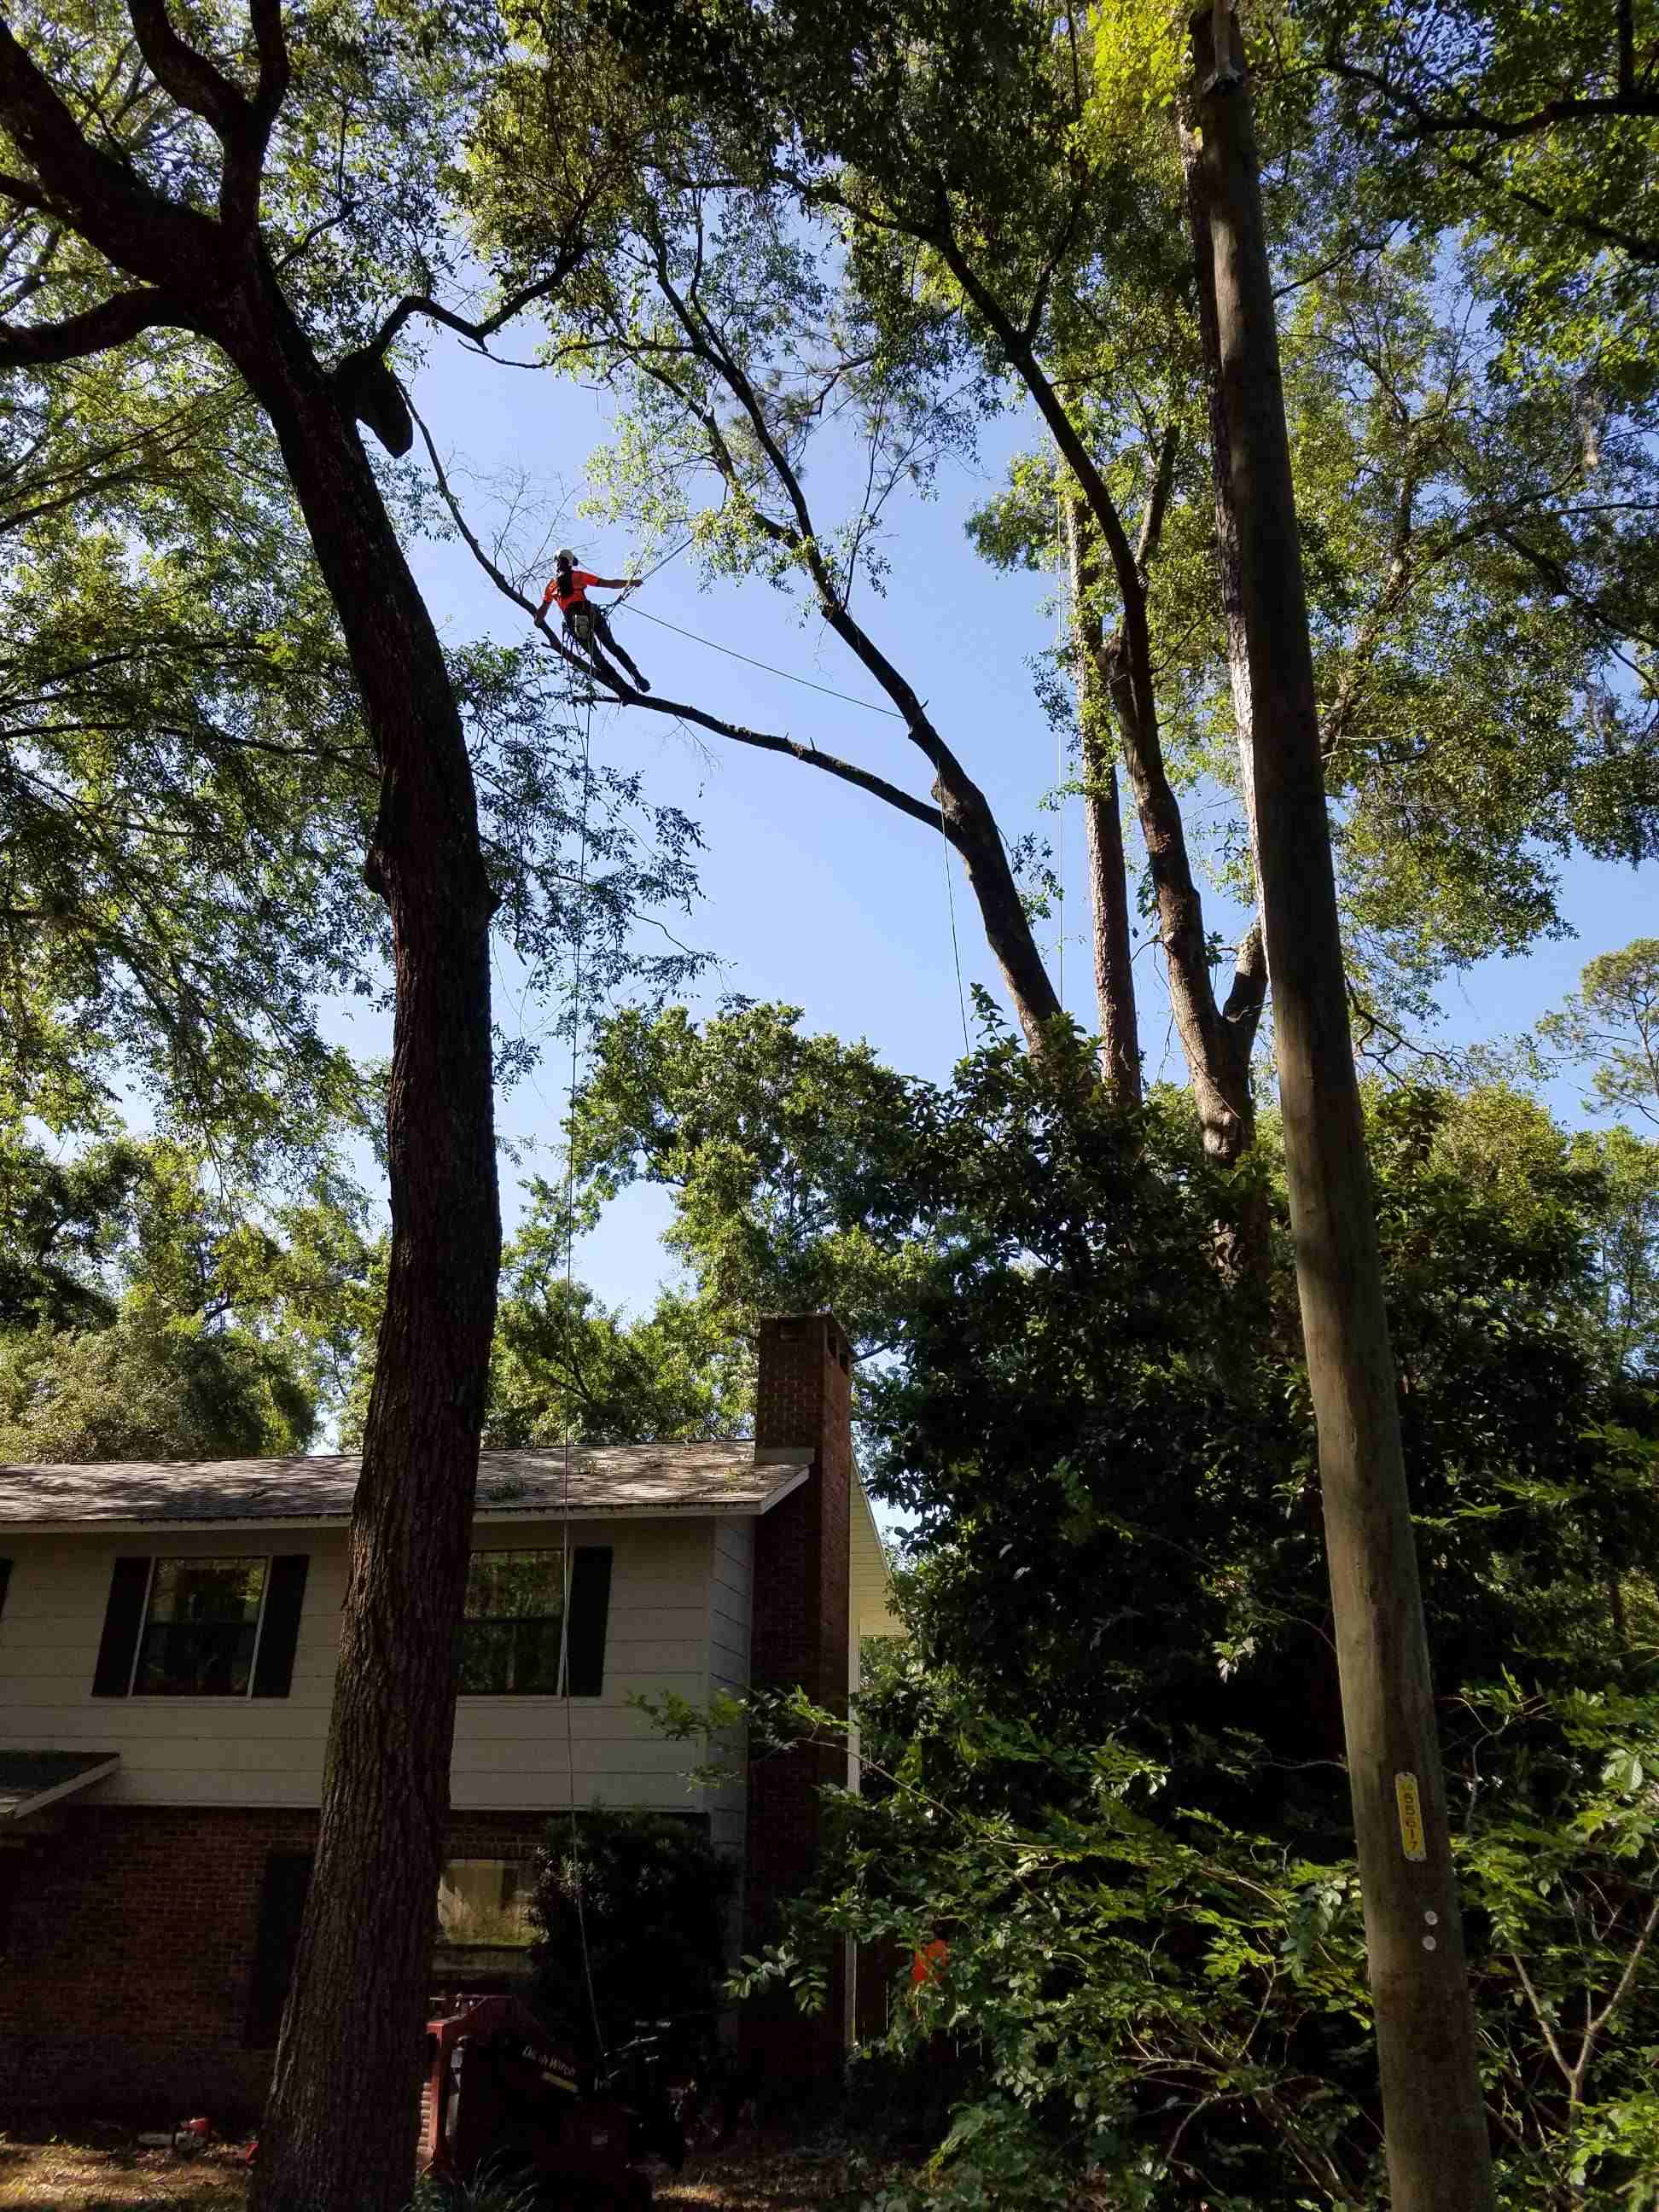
405,386,955,839
365,241,593,360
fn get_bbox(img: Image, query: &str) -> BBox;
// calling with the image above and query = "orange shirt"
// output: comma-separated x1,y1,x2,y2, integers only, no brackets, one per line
545,568,599,614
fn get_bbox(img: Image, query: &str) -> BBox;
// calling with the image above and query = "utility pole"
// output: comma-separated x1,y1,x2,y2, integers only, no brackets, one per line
1186,10,1496,2207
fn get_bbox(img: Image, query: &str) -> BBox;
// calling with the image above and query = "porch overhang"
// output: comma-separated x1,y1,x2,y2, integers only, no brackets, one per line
0,1750,120,1822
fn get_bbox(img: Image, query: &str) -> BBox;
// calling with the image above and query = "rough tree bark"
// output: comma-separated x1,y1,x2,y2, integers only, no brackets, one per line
1188,11,1496,2207
0,13,509,2211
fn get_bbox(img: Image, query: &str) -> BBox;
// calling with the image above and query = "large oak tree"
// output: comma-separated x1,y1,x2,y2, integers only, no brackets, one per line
0,6,622,2207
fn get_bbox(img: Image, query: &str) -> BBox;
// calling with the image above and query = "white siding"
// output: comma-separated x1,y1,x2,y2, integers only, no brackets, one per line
704,1518,753,1860
0,1526,342,1805
0,1516,748,1816
848,1479,903,1790
451,1518,715,1814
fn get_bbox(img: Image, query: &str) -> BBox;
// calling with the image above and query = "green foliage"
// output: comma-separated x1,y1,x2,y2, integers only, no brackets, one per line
620,1011,1659,2203
0,6,707,1161
1574,1126,1659,1379
569,1001,935,1359
0,355,378,1153
0,1130,380,1459
528,1807,736,2058
731,1667,1659,2209
486,1266,748,1447
1311,0,1659,388
1541,940,1659,1127
0,1293,314,1461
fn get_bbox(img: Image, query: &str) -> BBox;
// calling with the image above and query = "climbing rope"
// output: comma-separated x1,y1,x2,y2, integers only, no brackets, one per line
614,601,905,719
560,687,606,2063
609,550,972,1061
938,796,971,1059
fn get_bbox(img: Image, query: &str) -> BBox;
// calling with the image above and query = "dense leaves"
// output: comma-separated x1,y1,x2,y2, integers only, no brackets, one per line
0,1128,377,1459
529,1806,736,2058
607,1006,1659,2202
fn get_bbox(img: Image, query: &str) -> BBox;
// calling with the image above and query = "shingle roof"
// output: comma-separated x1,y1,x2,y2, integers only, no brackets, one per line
0,1443,814,1531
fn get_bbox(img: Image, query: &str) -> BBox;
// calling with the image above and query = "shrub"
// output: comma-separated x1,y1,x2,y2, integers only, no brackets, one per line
528,1807,736,2056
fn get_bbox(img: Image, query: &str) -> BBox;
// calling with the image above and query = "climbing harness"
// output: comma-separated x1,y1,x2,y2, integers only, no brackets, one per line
538,538,968,1044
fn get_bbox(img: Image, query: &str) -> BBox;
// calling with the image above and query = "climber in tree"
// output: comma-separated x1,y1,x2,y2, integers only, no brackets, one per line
538,550,651,692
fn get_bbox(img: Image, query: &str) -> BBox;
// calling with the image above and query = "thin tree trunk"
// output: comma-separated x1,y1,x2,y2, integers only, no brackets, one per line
1610,1572,1630,1651
1083,756,1140,1097
935,229,1259,1152
1062,492,1141,1097
233,286,502,2212
1184,126,1272,1103
1189,15,1494,2209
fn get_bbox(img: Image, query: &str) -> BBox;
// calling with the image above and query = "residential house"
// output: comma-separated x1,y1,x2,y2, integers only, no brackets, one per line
0,1313,898,2121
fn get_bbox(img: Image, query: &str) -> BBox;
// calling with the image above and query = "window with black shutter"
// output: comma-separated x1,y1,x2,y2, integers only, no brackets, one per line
457,1545,612,1696
91,1552,310,1698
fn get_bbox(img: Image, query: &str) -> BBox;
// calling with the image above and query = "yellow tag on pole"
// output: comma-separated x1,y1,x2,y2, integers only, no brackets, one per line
1394,1772,1427,1862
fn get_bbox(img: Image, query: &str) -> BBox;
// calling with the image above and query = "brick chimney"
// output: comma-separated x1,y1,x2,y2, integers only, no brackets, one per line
742,1313,853,2087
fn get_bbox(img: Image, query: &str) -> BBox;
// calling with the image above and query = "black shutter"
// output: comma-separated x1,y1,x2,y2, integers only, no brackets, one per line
252,1555,310,1699
0,1557,11,1627
565,1546,613,1697
244,1850,312,2047
91,1557,151,1697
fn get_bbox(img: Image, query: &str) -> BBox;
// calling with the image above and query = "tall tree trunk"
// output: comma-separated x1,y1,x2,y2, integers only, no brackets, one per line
1189,15,1494,2209
936,226,1260,1152
0,24,504,2212
1083,754,1140,1097
1183,131,1272,1095
233,283,502,2212
1062,492,1141,1097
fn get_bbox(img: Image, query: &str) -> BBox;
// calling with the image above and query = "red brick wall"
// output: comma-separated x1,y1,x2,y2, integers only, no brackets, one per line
0,1806,547,2128
745,1313,853,2085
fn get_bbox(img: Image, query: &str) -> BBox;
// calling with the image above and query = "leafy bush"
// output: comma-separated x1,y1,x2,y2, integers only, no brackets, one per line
528,1807,736,2057
723,1662,1659,2210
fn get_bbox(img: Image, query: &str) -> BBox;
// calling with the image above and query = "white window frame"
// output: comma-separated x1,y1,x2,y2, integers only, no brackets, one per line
126,1553,274,1700
455,1546,570,1700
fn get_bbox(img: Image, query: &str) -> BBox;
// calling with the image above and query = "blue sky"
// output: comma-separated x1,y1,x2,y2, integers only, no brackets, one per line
332,323,1651,1317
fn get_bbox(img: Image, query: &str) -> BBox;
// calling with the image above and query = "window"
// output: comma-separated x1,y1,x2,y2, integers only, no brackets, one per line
436,1859,536,1957
134,1557,268,1696
244,1851,312,2048
459,1550,565,1695
92,1554,310,1700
